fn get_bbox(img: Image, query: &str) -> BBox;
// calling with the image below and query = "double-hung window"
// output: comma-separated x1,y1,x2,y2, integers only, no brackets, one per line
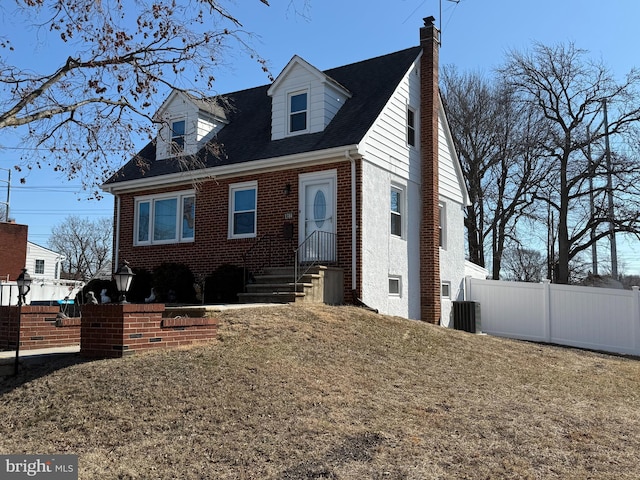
171,119,186,154
439,203,446,248
35,259,45,275
289,91,308,134
407,107,416,147
390,186,403,237
135,190,195,245
229,181,257,238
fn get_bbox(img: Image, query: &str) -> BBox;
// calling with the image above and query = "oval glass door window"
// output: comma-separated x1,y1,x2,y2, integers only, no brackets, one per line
314,190,326,228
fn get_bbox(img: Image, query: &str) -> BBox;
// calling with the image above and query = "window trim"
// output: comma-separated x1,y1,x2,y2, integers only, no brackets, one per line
170,119,186,154
287,89,309,135
389,276,402,297
390,184,405,239
441,281,451,299
34,259,45,275
228,181,258,239
134,190,196,246
407,106,417,147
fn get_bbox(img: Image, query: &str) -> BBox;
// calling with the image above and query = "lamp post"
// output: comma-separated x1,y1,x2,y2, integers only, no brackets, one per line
113,262,135,304
14,268,32,376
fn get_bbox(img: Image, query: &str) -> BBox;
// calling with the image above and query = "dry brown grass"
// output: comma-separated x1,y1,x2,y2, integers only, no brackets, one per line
2,304,640,479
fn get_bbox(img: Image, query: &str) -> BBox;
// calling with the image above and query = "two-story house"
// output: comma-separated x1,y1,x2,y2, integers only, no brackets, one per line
102,18,471,324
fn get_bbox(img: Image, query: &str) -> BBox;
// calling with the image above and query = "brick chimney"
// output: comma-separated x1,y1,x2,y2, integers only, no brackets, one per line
419,16,441,324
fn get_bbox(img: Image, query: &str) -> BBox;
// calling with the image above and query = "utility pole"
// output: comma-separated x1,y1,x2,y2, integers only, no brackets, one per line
603,99,618,279
0,167,10,222
586,127,598,275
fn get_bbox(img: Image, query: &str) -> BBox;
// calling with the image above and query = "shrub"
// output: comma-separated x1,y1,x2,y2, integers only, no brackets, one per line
204,264,246,304
127,268,154,303
152,263,196,304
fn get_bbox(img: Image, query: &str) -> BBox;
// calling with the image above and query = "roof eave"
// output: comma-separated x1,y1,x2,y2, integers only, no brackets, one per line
101,144,361,195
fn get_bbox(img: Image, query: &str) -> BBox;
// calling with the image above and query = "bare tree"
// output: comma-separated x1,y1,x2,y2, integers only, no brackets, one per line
48,216,113,281
0,0,275,194
502,247,544,282
441,68,547,279
500,42,640,284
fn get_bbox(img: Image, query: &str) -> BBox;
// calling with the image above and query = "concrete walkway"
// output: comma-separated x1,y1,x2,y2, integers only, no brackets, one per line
0,345,80,360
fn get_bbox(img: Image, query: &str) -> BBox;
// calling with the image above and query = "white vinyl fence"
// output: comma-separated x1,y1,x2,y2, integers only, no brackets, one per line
465,277,640,356
0,279,84,306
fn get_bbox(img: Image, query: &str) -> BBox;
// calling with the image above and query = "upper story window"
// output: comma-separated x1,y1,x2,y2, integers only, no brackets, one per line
135,190,195,245
390,186,403,237
289,91,308,134
439,202,446,249
229,181,257,238
35,259,45,275
407,107,416,147
171,119,186,154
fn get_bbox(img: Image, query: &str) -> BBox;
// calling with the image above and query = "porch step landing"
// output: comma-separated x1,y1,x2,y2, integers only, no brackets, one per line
238,266,343,305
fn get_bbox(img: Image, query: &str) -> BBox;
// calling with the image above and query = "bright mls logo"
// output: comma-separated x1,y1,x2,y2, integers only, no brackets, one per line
0,455,77,479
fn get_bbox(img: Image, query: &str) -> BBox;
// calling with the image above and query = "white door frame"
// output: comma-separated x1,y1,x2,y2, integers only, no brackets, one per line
298,170,337,261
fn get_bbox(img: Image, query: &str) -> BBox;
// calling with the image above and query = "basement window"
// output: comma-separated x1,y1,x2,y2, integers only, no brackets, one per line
135,190,195,245
441,282,451,299
389,276,402,296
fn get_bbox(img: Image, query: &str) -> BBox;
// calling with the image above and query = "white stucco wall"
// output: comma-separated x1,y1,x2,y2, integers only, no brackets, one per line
360,161,421,319
439,200,467,327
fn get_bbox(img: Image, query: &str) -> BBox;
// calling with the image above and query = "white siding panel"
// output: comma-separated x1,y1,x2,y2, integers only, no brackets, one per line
438,109,464,204
360,62,420,181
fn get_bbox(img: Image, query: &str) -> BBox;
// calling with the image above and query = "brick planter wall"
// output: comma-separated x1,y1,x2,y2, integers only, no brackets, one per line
80,303,218,359
0,305,80,350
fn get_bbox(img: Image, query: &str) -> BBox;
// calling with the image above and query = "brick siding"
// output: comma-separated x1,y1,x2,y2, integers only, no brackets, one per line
115,161,356,304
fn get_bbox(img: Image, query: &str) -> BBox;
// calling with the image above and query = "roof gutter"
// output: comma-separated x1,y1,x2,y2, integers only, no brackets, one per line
101,145,361,194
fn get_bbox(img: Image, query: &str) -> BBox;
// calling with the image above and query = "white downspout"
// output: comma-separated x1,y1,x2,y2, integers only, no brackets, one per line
345,150,357,292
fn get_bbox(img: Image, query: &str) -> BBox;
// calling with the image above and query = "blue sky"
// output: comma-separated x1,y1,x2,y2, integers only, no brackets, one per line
3,0,640,271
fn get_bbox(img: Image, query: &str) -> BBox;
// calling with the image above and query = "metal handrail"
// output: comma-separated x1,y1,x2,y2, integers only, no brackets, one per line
242,234,295,292
294,230,337,291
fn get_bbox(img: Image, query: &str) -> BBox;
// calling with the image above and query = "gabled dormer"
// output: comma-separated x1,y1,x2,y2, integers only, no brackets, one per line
154,91,228,160
267,55,352,141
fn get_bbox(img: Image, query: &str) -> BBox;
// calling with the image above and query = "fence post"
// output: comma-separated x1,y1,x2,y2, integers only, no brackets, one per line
464,276,472,301
632,286,640,356
542,279,551,343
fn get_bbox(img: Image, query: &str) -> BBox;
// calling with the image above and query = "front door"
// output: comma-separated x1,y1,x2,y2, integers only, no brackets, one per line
299,171,337,262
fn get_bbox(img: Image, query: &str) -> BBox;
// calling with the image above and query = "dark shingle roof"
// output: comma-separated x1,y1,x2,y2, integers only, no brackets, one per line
105,46,421,185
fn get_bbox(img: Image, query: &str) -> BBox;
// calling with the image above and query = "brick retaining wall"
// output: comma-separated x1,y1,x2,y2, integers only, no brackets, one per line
0,305,80,350
80,303,218,358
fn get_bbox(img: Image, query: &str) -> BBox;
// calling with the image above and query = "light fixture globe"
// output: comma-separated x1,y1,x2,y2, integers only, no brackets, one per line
113,261,135,304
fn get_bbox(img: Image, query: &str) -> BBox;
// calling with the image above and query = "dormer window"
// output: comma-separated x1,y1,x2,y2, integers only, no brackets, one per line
171,119,186,154
289,91,308,134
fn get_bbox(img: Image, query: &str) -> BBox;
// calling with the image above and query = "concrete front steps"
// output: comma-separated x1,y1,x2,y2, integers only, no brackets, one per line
238,266,343,305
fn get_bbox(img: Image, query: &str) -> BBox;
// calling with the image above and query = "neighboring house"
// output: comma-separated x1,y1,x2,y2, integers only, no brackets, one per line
0,230,84,306
102,18,472,324
26,242,64,280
